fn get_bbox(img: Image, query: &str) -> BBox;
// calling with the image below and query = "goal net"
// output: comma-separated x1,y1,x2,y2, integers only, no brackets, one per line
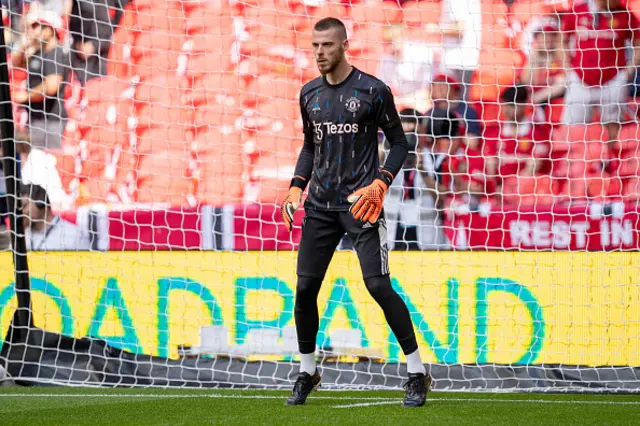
1,0,639,392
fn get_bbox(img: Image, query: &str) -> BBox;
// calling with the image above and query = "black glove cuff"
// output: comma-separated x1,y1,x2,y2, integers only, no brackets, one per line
378,170,394,187
290,176,307,190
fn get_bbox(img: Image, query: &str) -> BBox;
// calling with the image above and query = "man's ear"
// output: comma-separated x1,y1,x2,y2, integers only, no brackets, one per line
343,39,349,53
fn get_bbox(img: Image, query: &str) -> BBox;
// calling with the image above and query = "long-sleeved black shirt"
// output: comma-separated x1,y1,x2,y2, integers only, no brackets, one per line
294,67,408,211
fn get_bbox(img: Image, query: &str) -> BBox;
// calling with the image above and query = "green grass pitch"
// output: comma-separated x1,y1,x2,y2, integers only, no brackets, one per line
1,387,639,425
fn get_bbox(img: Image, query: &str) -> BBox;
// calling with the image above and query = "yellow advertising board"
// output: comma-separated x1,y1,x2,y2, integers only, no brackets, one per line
1,252,638,366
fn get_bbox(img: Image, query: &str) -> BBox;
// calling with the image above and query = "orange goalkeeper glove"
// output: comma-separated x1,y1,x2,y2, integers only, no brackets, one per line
347,170,394,223
281,181,304,232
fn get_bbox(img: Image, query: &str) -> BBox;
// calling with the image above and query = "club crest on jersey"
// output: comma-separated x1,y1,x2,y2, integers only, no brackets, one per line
345,97,361,113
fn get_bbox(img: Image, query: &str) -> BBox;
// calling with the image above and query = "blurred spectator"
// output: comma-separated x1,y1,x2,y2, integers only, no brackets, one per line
414,106,461,249
28,0,73,16
11,10,70,150
484,85,551,193
520,24,566,126
68,0,115,84
378,25,436,100
559,0,640,148
439,0,482,102
21,183,90,250
385,108,422,250
451,125,495,207
431,72,482,142
15,130,72,209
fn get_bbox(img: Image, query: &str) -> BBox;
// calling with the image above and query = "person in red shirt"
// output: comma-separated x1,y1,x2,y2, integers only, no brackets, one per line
483,85,551,183
520,23,567,126
559,0,640,146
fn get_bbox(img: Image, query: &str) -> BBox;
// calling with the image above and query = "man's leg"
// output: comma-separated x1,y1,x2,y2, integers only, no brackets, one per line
562,71,593,127
600,71,628,154
287,209,344,405
342,212,429,406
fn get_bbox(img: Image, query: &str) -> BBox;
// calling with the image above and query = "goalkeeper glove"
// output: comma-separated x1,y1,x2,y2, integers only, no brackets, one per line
281,182,303,232
347,170,394,224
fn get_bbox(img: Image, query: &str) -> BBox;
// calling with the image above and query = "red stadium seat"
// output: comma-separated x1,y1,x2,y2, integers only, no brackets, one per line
137,126,194,153
133,7,186,34
83,76,133,105
502,175,558,207
193,102,243,131
190,72,242,101
132,52,181,80
135,75,187,108
130,32,185,63
402,0,441,29
137,151,196,206
185,8,233,35
136,105,194,130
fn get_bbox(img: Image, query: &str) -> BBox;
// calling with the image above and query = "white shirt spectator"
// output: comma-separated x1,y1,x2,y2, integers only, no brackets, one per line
21,148,72,209
441,0,482,71
26,216,91,250
379,39,436,97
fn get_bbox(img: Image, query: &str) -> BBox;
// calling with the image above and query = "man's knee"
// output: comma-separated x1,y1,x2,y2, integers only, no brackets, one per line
364,275,394,299
295,275,322,302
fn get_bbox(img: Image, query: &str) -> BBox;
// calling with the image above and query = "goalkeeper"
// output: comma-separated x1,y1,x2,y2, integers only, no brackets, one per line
281,17,429,408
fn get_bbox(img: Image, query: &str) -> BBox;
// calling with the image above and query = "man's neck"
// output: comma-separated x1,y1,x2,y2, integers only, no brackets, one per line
30,215,55,233
325,61,353,86
42,40,56,53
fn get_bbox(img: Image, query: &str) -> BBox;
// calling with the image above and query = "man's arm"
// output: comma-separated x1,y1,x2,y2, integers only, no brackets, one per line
376,84,408,180
627,14,640,79
559,13,573,72
14,75,64,104
291,95,315,191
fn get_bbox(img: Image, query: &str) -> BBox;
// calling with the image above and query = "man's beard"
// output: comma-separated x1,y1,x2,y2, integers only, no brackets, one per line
318,53,343,75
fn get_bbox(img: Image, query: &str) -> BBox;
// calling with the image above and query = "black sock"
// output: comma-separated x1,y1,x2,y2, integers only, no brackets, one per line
294,275,323,354
364,275,418,355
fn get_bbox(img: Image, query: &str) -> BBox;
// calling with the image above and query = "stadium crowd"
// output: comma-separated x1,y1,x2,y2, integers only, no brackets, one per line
0,0,639,251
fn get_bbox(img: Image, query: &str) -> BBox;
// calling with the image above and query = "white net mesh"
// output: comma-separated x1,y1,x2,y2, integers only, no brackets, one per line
0,0,639,391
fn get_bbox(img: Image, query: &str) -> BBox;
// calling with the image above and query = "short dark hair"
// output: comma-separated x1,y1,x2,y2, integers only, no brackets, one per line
399,108,421,127
314,17,348,40
501,85,530,104
422,106,460,140
20,183,51,210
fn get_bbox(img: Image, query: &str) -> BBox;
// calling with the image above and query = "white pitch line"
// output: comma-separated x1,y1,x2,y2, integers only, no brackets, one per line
439,398,640,406
0,393,396,401
0,394,639,406
332,401,400,409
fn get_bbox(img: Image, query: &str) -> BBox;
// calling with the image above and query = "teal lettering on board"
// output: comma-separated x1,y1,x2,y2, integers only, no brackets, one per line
234,277,294,344
157,277,223,358
86,278,140,353
388,278,459,363
317,278,369,349
0,278,74,351
475,277,545,364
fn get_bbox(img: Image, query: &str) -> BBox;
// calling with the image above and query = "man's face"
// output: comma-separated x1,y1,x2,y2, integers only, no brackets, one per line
431,81,459,104
535,32,557,52
312,28,347,75
27,22,53,44
21,196,44,229
600,0,620,10
401,121,417,133
501,102,525,122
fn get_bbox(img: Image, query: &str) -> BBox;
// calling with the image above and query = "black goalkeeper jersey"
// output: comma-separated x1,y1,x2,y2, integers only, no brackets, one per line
293,67,408,211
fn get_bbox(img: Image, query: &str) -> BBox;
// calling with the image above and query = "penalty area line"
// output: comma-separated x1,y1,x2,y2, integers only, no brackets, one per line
0,393,396,402
332,401,400,409
332,397,640,409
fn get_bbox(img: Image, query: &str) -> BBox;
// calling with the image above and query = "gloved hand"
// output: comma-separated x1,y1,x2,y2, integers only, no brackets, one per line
347,171,394,223
281,186,303,232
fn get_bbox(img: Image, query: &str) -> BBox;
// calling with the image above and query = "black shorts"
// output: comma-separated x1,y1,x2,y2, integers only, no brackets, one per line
297,209,390,279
